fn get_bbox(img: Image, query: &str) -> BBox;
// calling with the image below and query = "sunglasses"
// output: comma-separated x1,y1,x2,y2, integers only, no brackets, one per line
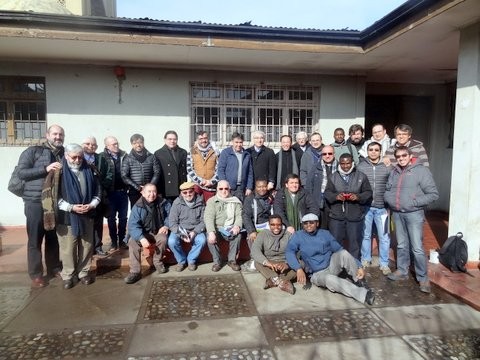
218,187,230,191
395,153,409,159
322,152,333,156
302,221,316,225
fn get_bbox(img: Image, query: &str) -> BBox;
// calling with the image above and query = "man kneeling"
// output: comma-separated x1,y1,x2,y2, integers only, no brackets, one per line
125,183,170,284
251,214,295,294
286,213,375,305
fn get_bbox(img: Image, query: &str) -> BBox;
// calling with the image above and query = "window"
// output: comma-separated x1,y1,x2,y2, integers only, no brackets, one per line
0,76,47,146
191,83,318,148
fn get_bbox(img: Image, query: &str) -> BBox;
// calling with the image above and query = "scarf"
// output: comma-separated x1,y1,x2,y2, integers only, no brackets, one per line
131,149,148,163
61,159,95,237
42,169,61,231
321,159,338,193
217,195,242,227
337,162,355,180
276,149,298,189
285,190,300,230
196,143,213,160
44,141,64,161
140,197,162,236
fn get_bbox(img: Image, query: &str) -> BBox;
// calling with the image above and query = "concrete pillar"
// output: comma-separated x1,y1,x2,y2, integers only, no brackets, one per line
449,22,480,262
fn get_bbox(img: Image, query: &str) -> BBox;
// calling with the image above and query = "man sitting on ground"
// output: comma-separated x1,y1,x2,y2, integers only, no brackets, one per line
251,215,296,294
286,213,375,305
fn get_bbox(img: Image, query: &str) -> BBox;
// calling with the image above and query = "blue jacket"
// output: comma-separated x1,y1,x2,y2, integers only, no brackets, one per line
217,147,254,191
128,197,171,241
286,229,343,274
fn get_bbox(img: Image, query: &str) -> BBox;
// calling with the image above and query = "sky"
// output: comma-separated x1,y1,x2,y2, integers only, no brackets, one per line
116,0,407,31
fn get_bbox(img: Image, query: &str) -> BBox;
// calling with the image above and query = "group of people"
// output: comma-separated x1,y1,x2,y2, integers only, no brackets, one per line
14,122,438,305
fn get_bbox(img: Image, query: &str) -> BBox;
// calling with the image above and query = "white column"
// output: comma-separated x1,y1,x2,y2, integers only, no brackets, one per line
449,23,480,261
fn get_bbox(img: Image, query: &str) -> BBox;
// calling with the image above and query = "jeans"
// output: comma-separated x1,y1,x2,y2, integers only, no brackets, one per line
392,210,428,282
361,207,391,267
167,232,207,265
107,190,128,247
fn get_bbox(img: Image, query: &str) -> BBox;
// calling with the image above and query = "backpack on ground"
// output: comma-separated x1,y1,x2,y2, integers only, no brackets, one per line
8,146,44,197
438,232,468,273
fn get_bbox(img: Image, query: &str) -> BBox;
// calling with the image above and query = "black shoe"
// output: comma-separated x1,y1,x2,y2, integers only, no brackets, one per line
119,242,129,250
80,276,93,285
63,279,74,290
355,278,369,289
124,273,141,284
227,261,241,271
365,289,375,306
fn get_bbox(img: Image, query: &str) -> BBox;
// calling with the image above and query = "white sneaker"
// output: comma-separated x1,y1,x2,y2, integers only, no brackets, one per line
361,260,371,268
380,265,391,275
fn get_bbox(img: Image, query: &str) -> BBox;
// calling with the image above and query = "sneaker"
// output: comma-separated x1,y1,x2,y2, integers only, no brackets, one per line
379,265,391,275
419,280,431,294
361,260,371,268
156,263,167,274
175,263,186,272
124,273,141,284
263,277,279,290
387,271,408,281
227,261,241,271
365,289,375,305
188,263,197,271
278,279,295,295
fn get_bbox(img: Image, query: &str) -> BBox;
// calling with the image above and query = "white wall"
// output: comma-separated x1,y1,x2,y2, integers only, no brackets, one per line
0,63,365,225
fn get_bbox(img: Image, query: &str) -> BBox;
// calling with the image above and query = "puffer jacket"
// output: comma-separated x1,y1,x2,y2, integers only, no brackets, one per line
357,158,391,208
324,169,372,221
121,150,160,192
384,162,438,213
168,194,205,234
17,144,64,202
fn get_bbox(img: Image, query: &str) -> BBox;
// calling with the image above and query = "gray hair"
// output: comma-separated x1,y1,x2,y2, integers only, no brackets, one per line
65,143,83,154
296,131,308,141
252,130,265,139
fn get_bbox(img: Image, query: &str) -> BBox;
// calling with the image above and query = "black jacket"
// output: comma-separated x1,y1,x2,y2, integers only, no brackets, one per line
247,145,277,185
154,145,188,198
242,193,273,234
273,188,318,228
121,150,160,192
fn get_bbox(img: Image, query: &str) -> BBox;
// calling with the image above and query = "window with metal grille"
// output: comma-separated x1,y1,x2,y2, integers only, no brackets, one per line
190,82,318,149
0,76,47,146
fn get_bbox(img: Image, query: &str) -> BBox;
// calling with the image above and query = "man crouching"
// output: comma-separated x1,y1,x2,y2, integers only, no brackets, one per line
124,183,170,284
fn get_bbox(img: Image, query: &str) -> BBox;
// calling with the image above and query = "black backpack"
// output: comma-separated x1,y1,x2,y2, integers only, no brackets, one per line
438,232,468,273
8,146,44,197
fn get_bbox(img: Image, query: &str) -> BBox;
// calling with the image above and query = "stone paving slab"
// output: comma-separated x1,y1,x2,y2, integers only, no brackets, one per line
141,274,255,322
0,326,129,360
0,286,31,329
127,347,275,360
128,317,268,357
404,330,480,359
2,277,147,332
243,272,363,314
274,337,425,360
261,309,394,345
373,303,480,335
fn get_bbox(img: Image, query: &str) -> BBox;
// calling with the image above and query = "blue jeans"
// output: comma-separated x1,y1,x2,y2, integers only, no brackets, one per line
392,210,428,282
107,190,128,247
361,207,391,267
168,232,207,265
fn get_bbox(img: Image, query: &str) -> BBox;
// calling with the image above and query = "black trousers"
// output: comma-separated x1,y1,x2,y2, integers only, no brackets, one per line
328,218,364,261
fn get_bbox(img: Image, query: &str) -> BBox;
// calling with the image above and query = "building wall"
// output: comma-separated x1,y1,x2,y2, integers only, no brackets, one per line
0,63,365,225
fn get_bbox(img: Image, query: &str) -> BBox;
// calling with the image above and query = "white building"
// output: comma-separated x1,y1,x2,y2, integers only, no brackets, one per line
0,0,479,260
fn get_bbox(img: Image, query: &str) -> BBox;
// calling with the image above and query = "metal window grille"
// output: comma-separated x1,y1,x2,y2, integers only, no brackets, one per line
191,82,319,149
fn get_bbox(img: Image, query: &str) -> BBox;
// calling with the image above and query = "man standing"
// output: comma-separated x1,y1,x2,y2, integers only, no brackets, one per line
204,180,243,272
384,146,439,293
124,183,170,284
299,132,324,186
273,174,318,234
16,124,64,287
187,130,219,203
82,136,110,256
292,131,310,154
384,124,429,167
155,130,188,203
324,153,372,261
357,142,392,274
285,214,375,305
56,144,101,289
331,128,360,165
346,124,365,154
251,215,295,294
217,132,253,201
100,136,128,253
167,182,206,272
305,145,337,229
247,130,277,191
359,123,392,158
275,134,302,190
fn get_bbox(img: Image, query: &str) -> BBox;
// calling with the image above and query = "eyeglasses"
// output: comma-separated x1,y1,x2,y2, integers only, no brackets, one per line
302,221,316,225
217,187,230,191
368,148,380,152
395,153,409,159
322,152,333,156
69,155,82,161
181,190,194,195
